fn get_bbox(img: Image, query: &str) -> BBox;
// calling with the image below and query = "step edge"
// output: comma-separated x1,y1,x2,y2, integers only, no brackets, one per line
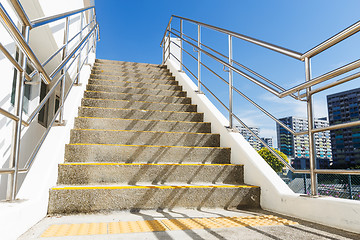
85,90,190,100
66,143,228,149
79,105,202,115
75,116,210,124
87,84,185,93
71,128,218,136
51,184,259,190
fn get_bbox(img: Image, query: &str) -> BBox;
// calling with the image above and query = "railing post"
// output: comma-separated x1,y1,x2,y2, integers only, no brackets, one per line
167,30,170,62
348,174,353,199
58,17,69,124
305,57,318,196
228,35,233,129
179,19,183,71
75,12,84,85
6,25,29,201
197,24,201,93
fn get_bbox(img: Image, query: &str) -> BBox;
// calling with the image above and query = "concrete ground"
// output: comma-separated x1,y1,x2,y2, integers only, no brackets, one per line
19,208,360,240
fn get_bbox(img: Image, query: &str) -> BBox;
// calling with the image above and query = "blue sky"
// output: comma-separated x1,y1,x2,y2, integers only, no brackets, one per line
96,0,360,147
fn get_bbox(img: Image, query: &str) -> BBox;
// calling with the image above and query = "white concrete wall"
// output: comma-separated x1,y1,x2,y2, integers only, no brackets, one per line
0,0,96,239
0,0,94,199
166,58,360,234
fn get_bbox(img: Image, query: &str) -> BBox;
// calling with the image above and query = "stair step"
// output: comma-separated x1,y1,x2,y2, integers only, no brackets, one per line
78,106,203,122
74,117,211,133
91,70,172,79
48,183,260,214
95,59,162,68
81,98,197,112
90,73,175,81
70,129,220,147
90,76,178,85
84,91,191,104
88,79,181,90
93,65,170,74
92,69,171,76
57,163,244,185
86,85,186,97
65,144,230,164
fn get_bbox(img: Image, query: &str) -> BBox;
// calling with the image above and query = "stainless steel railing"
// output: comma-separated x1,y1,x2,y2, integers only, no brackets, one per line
160,15,360,197
0,0,99,201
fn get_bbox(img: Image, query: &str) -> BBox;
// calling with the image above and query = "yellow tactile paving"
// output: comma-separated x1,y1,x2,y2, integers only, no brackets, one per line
108,220,167,234
41,222,107,237
40,215,298,237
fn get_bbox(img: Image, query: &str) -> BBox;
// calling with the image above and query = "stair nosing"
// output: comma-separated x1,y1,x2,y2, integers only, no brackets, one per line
89,78,178,87
95,59,161,67
72,128,217,136
82,98,195,107
60,163,240,166
87,84,185,93
76,116,210,124
80,105,201,115
52,184,258,190
92,69,172,76
67,143,228,149
90,72,174,79
85,90,190,100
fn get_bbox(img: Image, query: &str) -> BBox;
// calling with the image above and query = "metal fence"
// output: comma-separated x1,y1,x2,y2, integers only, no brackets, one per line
286,173,360,200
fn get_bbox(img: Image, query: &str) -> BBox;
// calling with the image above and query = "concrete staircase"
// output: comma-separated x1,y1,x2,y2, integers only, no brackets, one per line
48,59,260,214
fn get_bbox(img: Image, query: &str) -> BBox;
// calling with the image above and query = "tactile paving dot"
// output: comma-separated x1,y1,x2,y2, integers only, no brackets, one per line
40,215,298,237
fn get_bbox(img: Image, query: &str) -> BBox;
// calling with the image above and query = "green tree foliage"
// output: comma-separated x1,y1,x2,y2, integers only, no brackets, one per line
257,147,289,173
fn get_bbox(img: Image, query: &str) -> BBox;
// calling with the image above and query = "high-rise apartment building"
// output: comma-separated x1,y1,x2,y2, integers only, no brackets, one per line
260,137,273,149
236,126,261,151
327,88,360,168
276,116,332,169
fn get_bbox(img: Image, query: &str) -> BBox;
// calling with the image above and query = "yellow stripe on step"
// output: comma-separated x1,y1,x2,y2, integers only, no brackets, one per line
61,163,239,166
67,143,229,149
88,84,184,93
81,105,199,114
76,116,209,124
52,185,258,190
89,78,177,86
85,90,189,99
72,128,216,135
82,97,194,106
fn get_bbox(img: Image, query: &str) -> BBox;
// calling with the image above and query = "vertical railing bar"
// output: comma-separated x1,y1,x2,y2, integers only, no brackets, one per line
58,17,69,124
228,35,233,129
305,57,318,196
75,12,84,85
179,19,183,71
6,25,29,201
197,24,201,93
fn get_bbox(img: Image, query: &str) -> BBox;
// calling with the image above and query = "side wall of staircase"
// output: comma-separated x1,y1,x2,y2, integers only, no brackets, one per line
165,59,360,234
0,54,96,240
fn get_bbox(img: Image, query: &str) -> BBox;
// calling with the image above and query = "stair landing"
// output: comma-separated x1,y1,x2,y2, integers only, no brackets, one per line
19,208,359,240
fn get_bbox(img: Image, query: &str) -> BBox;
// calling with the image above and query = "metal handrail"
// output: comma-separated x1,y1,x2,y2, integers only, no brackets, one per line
168,15,303,60
0,1,99,201
0,3,51,84
161,16,360,197
8,0,32,27
172,27,299,100
302,19,360,59
31,6,94,28
164,15,360,97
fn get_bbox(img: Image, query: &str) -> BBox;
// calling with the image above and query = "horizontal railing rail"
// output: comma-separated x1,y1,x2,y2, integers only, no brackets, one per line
31,6,94,28
0,1,99,201
161,15,360,197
